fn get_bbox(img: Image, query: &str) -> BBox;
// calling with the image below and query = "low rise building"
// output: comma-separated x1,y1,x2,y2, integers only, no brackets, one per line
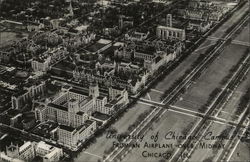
0,47,14,63
12,81,45,109
0,142,35,162
31,56,51,72
36,141,63,162
26,21,45,32
134,46,156,61
125,31,149,41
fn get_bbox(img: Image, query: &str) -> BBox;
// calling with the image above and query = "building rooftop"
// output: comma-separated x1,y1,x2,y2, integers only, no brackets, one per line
44,146,62,159
157,25,185,31
97,96,105,100
111,86,125,91
6,109,21,118
37,141,55,152
77,120,95,133
85,120,94,126
69,98,77,102
76,111,85,116
19,141,32,153
59,124,75,132
105,103,114,108
48,103,68,112
135,46,156,56
31,121,58,138
155,56,162,64
69,88,89,97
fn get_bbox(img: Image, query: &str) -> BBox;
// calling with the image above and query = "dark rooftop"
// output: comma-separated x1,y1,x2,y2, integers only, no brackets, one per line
59,124,75,132
69,88,89,97
97,96,105,100
135,46,156,55
76,111,85,116
85,120,94,126
7,109,21,117
92,112,110,121
155,56,162,64
111,86,125,91
105,103,114,108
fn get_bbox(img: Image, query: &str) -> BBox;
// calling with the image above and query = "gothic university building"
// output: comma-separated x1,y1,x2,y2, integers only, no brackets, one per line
156,14,186,41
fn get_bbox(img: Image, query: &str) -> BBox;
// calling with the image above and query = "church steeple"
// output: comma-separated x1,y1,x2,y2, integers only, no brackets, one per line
68,1,74,17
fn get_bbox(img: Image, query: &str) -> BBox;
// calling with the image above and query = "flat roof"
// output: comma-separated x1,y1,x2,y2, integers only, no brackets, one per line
105,103,114,108
85,119,94,126
69,88,89,97
111,86,125,91
97,96,105,100
135,46,156,55
69,98,77,102
76,111,85,116
37,141,54,151
48,103,68,112
59,124,75,132
157,25,185,32
7,109,21,117
19,141,32,153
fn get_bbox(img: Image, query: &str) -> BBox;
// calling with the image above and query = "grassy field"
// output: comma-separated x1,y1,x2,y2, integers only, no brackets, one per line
230,140,250,162
141,39,215,103
174,43,248,112
0,31,29,47
212,24,250,121
74,102,152,162
218,92,243,121
140,3,249,103
233,22,249,42
0,32,18,47
121,111,199,162
188,122,235,162
142,89,163,102
218,73,250,121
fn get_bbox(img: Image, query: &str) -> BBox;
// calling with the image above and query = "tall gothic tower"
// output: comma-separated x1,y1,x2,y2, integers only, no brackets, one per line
166,14,172,27
119,16,124,29
89,82,99,98
68,1,74,17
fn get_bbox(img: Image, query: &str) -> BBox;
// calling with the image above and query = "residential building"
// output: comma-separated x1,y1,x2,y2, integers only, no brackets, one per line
57,120,96,150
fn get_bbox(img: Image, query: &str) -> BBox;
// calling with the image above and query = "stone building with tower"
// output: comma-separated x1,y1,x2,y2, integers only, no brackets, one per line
0,142,35,162
156,14,186,41
0,141,63,162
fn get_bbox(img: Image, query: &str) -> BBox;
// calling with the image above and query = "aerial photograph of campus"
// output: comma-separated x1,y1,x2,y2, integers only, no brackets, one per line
0,0,249,162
